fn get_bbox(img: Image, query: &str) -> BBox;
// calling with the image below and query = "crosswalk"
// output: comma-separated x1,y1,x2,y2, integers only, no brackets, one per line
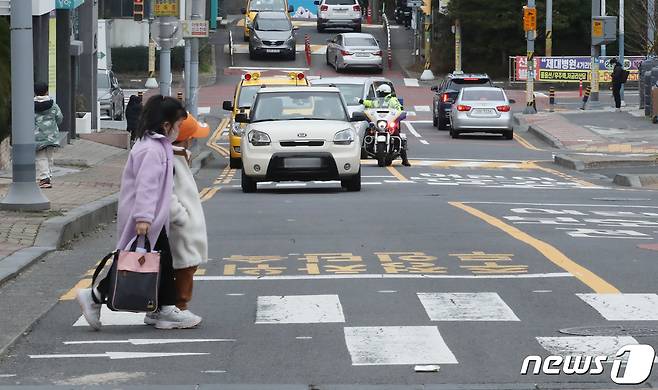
68,291,658,366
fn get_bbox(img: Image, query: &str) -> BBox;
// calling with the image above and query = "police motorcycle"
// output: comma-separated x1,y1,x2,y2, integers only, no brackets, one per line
362,98,408,167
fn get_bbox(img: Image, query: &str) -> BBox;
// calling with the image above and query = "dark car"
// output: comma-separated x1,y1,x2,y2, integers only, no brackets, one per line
248,11,298,60
394,0,411,27
431,73,493,130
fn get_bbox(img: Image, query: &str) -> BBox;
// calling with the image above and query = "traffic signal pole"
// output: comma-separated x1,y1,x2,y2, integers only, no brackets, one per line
523,0,537,114
0,0,50,211
545,0,552,56
589,0,601,108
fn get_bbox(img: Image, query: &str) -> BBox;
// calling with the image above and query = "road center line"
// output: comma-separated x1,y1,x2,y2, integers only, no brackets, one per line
386,166,408,182
194,272,572,281
449,201,620,294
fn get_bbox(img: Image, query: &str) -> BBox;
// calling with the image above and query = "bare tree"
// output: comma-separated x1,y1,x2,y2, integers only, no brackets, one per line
625,0,658,55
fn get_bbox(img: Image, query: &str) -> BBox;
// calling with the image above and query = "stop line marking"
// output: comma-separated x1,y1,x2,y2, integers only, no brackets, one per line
404,78,420,87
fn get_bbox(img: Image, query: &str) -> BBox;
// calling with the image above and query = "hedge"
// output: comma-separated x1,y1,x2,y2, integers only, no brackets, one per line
111,39,213,74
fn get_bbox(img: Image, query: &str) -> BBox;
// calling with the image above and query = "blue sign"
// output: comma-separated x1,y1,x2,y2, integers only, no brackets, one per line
56,0,85,10
290,0,317,18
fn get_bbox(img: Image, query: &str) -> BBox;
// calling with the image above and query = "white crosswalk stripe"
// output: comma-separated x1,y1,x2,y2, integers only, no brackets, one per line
403,78,420,87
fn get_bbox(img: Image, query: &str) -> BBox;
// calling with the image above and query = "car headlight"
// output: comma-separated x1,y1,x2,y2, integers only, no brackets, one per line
231,122,244,136
333,129,355,145
285,35,295,43
376,120,387,130
248,130,271,146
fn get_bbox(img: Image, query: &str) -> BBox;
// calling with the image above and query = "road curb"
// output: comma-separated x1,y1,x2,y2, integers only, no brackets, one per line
514,113,563,149
0,150,215,288
614,173,658,187
553,154,585,170
554,153,658,171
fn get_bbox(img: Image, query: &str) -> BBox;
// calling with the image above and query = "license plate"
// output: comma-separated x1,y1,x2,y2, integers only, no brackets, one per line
376,135,387,142
266,49,280,53
284,158,322,169
472,108,496,116
355,52,369,57
335,8,347,12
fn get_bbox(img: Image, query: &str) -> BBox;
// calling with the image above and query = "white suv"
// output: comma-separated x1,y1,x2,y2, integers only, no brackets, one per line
236,86,364,192
314,0,362,32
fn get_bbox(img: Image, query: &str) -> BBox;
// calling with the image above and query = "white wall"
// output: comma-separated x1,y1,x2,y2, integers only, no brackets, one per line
0,0,54,16
110,19,149,47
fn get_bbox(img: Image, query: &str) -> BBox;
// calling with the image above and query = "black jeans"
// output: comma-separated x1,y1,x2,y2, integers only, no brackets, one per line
612,83,622,108
97,228,177,307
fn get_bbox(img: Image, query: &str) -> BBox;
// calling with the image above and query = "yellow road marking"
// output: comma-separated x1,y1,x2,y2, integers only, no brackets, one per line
194,268,207,276
528,162,597,187
60,278,92,301
386,166,408,181
449,201,619,294
199,187,211,198
201,187,220,202
513,133,541,151
207,117,230,158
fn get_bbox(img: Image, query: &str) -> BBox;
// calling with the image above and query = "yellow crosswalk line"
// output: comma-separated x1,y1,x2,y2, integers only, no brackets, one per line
60,279,92,301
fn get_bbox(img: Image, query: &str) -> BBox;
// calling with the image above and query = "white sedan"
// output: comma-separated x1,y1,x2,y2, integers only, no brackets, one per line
236,86,364,192
449,87,515,139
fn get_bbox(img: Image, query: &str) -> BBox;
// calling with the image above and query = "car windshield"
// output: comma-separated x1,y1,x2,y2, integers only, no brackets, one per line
334,84,364,106
256,17,291,31
250,0,287,11
97,72,111,89
344,37,378,47
251,91,348,122
325,0,356,4
462,89,505,101
238,86,261,108
450,78,491,90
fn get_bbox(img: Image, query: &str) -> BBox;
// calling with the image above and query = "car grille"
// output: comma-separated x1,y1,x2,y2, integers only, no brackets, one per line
280,140,325,147
264,40,285,46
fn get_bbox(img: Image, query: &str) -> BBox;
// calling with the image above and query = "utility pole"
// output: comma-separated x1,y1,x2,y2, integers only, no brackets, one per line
648,0,655,53
454,19,462,72
0,0,50,211
619,0,625,104
589,0,601,108
155,16,179,96
601,0,606,56
546,0,552,56
189,0,203,117
523,1,537,114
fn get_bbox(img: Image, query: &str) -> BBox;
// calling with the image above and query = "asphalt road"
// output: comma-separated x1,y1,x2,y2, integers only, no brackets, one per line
2,16,658,390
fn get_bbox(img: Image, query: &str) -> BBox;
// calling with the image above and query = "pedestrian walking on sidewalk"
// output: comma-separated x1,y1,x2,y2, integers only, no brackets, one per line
166,114,210,325
34,82,63,189
125,94,143,143
76,95,201,330
610,58,626,111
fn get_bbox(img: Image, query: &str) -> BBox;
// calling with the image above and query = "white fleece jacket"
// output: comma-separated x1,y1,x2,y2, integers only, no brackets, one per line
169,148,208,269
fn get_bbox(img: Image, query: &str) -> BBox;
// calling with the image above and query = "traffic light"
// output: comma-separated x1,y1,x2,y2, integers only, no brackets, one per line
133,0,144,22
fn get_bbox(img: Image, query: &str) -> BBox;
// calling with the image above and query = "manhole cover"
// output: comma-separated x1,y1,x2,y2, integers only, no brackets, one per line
560,325,658,337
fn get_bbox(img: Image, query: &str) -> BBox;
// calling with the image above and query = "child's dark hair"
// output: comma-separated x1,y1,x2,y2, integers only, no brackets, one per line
134,95,187,140
34,82,48,96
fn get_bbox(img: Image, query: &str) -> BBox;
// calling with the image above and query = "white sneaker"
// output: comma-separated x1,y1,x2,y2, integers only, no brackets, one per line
144,311,159,325
154,306,202,329
76,288,101,330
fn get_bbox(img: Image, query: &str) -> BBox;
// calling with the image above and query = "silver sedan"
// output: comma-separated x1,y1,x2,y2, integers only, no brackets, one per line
449,87,515,139
325,33,383,73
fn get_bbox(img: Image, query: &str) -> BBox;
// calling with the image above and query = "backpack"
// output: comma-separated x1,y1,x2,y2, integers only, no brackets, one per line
622,69,630,83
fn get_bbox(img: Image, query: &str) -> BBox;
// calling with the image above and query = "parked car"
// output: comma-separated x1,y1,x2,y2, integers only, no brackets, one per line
242,0,294,41
325,33,383,73
97,69,124,121
393,0,411,27
236,86,364,192
248,11,298,60
449,87,515,139
315,0,362,32
431,73,492,130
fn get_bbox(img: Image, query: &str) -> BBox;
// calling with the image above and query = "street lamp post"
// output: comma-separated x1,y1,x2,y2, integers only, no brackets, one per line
523,0,537,114
619,0,624,104
0,0,50,211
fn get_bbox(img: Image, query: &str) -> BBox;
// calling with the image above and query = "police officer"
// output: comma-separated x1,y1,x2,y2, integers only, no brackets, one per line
360,84,411,166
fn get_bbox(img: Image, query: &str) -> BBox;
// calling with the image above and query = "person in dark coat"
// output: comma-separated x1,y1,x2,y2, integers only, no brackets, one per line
125,94,143,141
610,58,625,111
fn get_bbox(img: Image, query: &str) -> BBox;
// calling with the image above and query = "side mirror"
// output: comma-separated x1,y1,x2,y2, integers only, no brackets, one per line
241,7,247,14
430,85,438,92
288,5,294,12
508,98,516,104
222,101,234,111
351,112,367,122
235,113,250,123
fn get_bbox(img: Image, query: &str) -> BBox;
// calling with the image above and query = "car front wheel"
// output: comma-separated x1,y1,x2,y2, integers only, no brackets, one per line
241,169,257,193
341,169,361,192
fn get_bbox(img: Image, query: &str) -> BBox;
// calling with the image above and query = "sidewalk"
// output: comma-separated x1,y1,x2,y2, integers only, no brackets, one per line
0,137,213,285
